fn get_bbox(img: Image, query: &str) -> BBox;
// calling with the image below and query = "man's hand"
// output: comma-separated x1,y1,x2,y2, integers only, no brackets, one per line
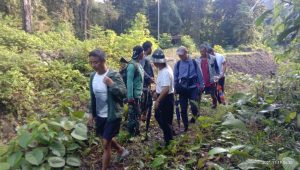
103,76,114,87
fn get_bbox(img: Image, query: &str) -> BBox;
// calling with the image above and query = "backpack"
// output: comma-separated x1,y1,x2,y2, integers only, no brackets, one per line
122,61,139,88
175,59,198,94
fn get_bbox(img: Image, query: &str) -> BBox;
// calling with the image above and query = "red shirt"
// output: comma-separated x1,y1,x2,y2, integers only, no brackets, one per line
201,58,211,87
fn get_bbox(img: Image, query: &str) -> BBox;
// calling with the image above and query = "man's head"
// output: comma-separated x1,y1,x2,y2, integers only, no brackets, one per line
120,57,128,69
199,44,208,57
142,41,153,56
132,45,144,61
89,49,106,72
207,47,215,56
176,46,188,61
152,48,166,69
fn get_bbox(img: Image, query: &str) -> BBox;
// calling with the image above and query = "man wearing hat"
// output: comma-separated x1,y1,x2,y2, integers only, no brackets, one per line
152,48,174,146
174,46,204,132
126,45,144,136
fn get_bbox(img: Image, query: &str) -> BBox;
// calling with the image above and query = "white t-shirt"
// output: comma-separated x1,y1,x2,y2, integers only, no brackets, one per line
92,70,109,118
156,65,174,94
215,53,226,76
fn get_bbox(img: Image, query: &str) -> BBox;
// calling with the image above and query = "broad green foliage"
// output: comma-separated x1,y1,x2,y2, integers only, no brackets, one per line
181,35,197,52
0,113,88,169
213,45,225,54
257,0,300,62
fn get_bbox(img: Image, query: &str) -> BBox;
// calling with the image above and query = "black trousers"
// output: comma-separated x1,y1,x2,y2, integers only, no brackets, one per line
155,93,174,143
179,87,200,129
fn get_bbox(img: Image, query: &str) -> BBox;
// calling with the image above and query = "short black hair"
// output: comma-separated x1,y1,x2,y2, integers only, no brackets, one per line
199,44,208,51
207,47,214,54
142,41,152,51
89,49,106,60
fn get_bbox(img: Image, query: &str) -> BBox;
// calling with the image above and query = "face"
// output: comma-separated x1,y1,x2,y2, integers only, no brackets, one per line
178,51,188,61
200,48,207,57
146,47,152,56
120,63,126,69
89,56,105,72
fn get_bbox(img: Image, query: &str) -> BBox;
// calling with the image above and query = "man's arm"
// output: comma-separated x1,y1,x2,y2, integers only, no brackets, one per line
194,60,204,89
126,64,135,100
221,57,227,77
107,72,127,100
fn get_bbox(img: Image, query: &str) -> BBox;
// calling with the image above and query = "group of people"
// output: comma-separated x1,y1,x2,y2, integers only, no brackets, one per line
88,41,227,169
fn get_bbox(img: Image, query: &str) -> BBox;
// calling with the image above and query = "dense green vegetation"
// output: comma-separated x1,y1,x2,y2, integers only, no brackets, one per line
0,0,299,169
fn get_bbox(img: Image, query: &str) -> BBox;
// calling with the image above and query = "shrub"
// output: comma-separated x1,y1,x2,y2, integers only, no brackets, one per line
181,35,196,52
213,45,225,54
159,33,173,49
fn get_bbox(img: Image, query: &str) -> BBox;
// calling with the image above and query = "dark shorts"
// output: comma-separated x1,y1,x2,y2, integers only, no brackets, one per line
95,117,121,141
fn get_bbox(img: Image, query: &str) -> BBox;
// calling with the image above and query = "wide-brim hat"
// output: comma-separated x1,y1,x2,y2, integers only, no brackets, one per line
152,48,166,63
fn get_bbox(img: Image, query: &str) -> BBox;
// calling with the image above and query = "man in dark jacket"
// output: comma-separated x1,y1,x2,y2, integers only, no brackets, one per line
88,49,129,170
140,41,154,134
174,46,204,132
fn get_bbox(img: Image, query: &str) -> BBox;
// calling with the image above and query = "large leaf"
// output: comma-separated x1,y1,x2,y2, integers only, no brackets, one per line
222,117,246,130
71,123,87,140
19,131,32,149
61,120,75,131
67,143,80,151
49,141,65,157
47,157,65,168
71,111,85,119
7,151,23,168
0,162,10,170
208,147,228,156
66,156,81,167
282,157,299,170
238,159,266,170
25,148,44,166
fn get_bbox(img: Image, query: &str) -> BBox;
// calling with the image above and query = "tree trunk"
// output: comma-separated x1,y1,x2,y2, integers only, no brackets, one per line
21,0,33,33
79,0,89,40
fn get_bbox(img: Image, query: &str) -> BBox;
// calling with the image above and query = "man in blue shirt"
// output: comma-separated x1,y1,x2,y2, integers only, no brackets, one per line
174,46,204,132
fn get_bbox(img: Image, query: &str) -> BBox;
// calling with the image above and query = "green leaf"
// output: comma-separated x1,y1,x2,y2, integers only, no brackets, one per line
282,157,299,170
151,155,167,168
61,120,75,131
71,111,85,119
67,143,80,151
7,151,23,168
229,145,245,152
25,148,44,166
208,147,228,156
71,123,87,140
256,10,272,26
0,162,10,170
19,131,32,149
222,117,246,130
238,159,266,170
66,156,81,167
50,142,65,157
47,157,65,168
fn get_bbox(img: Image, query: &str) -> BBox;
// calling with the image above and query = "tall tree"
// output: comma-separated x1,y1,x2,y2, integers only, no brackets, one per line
21,0,32,32
79,0,89,39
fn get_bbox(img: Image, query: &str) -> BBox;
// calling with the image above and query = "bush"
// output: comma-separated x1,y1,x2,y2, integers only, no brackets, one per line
181,35,196,52
213,45,225,54
159,33,173,49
